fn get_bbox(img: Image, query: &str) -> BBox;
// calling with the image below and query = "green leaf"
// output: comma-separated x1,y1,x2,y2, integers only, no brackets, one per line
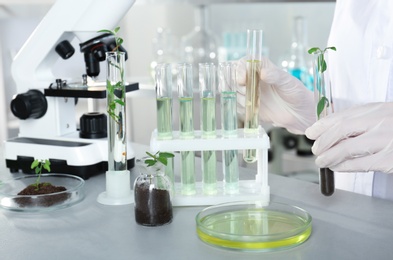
146,151,155,158
114,99,125,106
143,151,174,167
43,160,51,172
160,152,175,159
308,47,321,54
31,160,39,169
317,96,329,119
98,29,113,34
325,46,337,51
113,27,120,34
157,157,168,166
144,159,156,167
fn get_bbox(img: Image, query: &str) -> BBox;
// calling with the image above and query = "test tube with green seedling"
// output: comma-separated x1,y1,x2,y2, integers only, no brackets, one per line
243,29,263,163
199,63,217,195
309,46,336,196
177,63,196,195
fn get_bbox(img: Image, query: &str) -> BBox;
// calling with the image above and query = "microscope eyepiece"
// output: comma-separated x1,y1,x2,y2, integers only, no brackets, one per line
79,33,128,77
55,40,75,59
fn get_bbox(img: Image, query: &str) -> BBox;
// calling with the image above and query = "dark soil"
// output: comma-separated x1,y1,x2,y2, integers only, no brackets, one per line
15,183,69,207
134,182,173,226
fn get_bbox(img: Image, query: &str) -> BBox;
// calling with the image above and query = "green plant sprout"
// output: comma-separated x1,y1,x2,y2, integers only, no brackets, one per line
31,159,51,191
98,26,125,124
144,151,175,167
308,46,336,119
98,26,123,52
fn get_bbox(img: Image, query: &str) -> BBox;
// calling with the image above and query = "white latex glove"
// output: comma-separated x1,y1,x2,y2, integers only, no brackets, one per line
236,57,315,135
305,102,393,173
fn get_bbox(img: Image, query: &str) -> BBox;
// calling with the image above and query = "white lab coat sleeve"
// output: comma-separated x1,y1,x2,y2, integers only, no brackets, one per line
326,0,393,196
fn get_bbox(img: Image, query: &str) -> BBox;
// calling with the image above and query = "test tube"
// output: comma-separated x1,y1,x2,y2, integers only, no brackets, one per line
218,62,239,194
243,29,263,163
177,63,196,195
155,63,174,187
199,63,217,195
311,49,335,196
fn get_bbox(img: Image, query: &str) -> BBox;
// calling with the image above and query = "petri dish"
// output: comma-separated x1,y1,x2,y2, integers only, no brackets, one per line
0,174,85,212
196,201,312,252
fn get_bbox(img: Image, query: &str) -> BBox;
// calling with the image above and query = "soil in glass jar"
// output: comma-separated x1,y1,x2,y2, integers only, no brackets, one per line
134,182,173,226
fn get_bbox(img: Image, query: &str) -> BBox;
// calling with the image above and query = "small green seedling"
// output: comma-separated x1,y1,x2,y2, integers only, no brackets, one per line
98,26,125,124
31,159,51,190
144,151,175,167
308,46,337,119
98,26,123,52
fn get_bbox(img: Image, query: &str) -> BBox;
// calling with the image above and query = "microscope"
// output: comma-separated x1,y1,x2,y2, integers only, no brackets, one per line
4,0,137,179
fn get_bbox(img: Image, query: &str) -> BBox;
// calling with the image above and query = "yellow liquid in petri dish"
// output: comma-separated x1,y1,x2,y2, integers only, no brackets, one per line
196,206,312,252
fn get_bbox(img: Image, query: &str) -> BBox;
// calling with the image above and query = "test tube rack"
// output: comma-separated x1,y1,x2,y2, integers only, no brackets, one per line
150,126,270,206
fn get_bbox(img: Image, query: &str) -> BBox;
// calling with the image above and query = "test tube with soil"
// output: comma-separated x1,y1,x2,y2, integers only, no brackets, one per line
311,48,336,196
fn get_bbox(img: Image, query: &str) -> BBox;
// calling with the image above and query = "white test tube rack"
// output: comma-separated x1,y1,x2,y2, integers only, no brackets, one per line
149,126,270,206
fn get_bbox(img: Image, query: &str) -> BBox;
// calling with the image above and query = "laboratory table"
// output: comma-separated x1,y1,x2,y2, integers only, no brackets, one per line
0,143,393,260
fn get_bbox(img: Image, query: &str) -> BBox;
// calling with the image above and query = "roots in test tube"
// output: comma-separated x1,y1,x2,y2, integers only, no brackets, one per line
243,60,260,163
319,167,335,196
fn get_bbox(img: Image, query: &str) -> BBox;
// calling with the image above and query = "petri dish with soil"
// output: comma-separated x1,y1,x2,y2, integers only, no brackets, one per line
0,174,85,212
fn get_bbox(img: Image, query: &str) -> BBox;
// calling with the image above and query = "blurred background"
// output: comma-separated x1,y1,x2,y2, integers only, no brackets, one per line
0,0,336,182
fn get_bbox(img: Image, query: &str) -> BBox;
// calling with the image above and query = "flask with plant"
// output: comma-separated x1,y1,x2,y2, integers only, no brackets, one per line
134,151,175,226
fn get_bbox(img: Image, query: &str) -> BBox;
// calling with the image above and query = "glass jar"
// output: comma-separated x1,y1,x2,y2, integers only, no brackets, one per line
134,158,173,226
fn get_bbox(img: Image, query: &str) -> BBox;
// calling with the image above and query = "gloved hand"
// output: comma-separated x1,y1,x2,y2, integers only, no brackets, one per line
305,102,393,173
236,57,315,135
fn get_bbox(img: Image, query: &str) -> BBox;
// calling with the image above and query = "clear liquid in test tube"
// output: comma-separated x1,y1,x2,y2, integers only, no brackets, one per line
155,63,174,187
218,62,239,194
177,63,196,195
199,63,217,195
244,29,263,163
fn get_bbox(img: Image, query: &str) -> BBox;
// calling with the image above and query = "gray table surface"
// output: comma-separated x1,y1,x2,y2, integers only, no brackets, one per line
1,143,393,260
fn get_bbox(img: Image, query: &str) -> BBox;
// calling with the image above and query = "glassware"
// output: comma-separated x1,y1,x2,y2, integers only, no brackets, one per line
181,5,218,87
218,62,239,194
97,51,132,205
199,63,217,195
134,158,173,226
0,174,85,212
177,63,196,195
155,63,175,188
106,52,127,171
243,29,263,163
311,49,335,196
196,201,312,252
283,16,313,91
